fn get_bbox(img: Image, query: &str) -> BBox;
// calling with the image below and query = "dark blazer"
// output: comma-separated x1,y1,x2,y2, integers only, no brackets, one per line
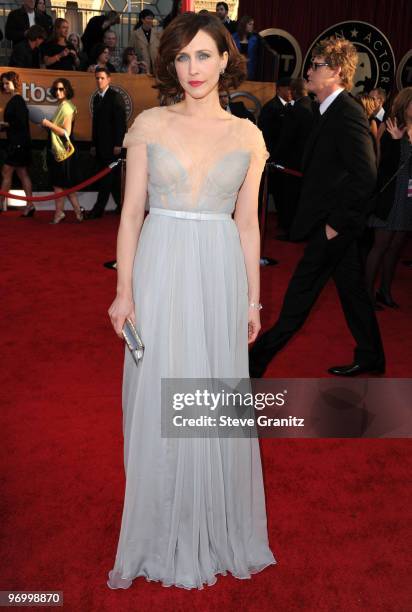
92,88,127,160
290,90,377,241
5,8,49,45
81,15,110,58
228,101,256,123
3,94,31,147
258,96,290,157
274,96,319,169
9,39,40,68
223,19,237,34
373,129,408,220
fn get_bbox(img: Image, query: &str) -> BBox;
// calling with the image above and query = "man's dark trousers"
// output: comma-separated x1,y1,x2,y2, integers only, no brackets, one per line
93,157,121,215
249,225,385,376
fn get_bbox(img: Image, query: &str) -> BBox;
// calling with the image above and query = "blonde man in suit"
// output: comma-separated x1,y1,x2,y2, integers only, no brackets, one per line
127,9,161,74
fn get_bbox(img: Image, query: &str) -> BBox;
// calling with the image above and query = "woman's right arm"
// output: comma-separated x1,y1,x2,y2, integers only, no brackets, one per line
108,141,148,337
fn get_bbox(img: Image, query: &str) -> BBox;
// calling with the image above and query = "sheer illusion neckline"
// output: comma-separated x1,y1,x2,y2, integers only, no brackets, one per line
163,106,235,123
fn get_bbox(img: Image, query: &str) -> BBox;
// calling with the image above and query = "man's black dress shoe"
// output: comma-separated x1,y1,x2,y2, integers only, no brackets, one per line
328,363,385,376
85,210,103,220
249,360,268,378
376,289,399,308
249,345,272,378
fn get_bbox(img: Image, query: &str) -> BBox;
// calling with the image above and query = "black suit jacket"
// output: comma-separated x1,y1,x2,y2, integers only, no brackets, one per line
92,88,127,160
81,15,109,57
9,39,40,68
5,8,49,45
223,20,237,34
258,96,290,158
274,96,319,169
290,90,377,241
228,101,256,123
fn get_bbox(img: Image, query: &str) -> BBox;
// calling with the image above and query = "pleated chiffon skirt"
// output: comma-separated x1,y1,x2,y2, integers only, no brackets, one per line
107,210,276,590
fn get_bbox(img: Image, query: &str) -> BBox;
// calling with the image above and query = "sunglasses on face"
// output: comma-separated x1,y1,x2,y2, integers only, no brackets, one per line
55,87,65,91
310,61,331,71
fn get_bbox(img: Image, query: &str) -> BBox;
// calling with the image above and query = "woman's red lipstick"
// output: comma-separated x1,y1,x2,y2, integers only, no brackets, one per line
188,80,205,87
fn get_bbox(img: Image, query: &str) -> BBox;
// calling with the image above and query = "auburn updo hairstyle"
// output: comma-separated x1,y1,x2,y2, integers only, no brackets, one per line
154,11,246,100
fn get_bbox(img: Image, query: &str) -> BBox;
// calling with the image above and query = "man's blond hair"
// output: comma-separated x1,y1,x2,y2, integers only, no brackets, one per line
312,37,358,91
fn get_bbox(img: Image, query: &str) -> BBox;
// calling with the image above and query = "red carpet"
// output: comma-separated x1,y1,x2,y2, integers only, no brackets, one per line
1,211,411,611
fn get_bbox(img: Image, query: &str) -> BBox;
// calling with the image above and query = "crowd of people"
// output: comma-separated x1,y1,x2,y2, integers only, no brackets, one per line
0,66,127,223
3,2,260,78
256,73,412,310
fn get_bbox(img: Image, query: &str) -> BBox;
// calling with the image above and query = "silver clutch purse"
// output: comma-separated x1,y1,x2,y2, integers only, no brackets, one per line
122,317,144,364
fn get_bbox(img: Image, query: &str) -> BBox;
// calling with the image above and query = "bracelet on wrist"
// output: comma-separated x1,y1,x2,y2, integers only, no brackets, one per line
249,302,262,310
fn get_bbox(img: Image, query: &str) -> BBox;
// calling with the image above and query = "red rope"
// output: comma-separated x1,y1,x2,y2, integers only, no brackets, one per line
0,159,121,202
269,163,303,178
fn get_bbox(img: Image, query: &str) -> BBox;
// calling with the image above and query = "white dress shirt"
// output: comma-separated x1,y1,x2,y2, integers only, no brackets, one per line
99,86,110,99
375,107,385,122
278,96,294,107
319,88,344,115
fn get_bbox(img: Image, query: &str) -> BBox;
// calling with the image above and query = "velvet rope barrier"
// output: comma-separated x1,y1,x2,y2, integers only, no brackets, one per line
259,162,303,255
268,163,304,178
0,159,121,202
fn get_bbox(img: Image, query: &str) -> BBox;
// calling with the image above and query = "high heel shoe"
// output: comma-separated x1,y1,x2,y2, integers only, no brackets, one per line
376,289,399,308
21,205,36,217
75,206,85,222
50,212,66,225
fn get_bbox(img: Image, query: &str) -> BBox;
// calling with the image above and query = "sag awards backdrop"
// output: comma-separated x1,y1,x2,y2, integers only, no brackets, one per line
239,0,411,92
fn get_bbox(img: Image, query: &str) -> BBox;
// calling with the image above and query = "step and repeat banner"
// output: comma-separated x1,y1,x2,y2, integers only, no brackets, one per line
0,68,274,142
1,19,410,142
258,20,410,96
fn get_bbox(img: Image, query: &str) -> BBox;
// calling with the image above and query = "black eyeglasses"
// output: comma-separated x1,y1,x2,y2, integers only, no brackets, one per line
55,87,65,91
310,61,331,71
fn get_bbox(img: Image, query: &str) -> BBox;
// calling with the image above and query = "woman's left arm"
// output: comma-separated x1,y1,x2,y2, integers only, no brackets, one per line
234,152,266,343
42,113,73,137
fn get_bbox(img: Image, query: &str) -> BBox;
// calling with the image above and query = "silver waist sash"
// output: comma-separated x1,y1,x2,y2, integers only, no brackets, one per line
149,207,232,221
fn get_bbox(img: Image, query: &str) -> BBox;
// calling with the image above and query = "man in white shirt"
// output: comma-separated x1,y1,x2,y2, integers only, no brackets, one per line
5,0,49,46
250,36,385,378
216,2,237,34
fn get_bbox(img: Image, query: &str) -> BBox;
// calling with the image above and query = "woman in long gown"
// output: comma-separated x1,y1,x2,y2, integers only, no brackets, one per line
107,12,276,590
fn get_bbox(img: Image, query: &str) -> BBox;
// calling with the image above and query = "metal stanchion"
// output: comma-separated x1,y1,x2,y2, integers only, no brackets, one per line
103,154,126,271
259,163,278,267
119,153,127,211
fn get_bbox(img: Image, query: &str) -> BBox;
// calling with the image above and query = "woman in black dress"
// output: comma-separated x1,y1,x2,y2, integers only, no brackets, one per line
42,18,80,71
34,0,53,37
41,78,84,224
365,87,412,308
0,71,33,216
